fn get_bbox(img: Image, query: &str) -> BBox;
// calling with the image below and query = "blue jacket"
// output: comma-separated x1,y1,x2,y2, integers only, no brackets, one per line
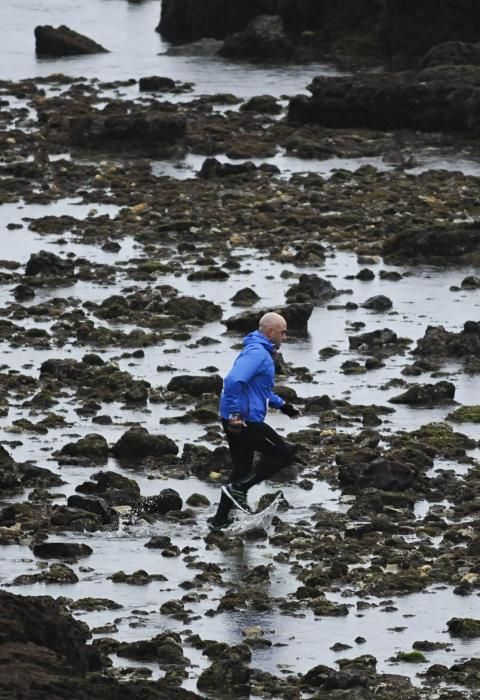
219,330,285,422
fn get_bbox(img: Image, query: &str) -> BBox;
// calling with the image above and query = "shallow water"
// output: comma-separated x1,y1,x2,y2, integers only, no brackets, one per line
2,0,480,693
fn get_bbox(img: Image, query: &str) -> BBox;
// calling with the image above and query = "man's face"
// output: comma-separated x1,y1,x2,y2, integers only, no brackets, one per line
270,321,287,348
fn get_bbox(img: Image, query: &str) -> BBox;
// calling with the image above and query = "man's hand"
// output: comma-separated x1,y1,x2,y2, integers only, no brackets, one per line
280,403,302,418
227,413,245,434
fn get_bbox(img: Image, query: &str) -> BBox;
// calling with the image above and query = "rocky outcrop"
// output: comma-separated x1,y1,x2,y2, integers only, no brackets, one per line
218,15,293,61
25,250,75,278
389,381,456,405
419,41,480,68
0,590,202,699
288,65,480,134
383,226,480,264
158,0,480,65
167,374,223,397
34,25,108,56
224,303,313,333
68,112,187,152
112,427,179,462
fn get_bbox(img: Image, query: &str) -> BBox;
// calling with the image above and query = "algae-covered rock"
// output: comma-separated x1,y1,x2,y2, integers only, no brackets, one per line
447,617,480,638
59,433,109,464
446,405,480,423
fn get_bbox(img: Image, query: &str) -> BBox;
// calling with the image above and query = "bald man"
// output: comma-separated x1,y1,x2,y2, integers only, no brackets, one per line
210,312,301,529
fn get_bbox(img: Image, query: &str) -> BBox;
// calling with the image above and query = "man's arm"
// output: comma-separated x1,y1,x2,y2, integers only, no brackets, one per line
222,348,263,416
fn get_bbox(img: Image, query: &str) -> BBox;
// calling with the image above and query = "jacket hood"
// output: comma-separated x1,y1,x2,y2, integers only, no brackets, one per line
243,330,275,354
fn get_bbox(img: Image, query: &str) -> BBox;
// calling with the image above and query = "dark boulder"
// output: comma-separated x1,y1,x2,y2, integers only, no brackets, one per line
240,95,282,114
112,427,178,462
34,25,108,56
389,381,456,405
69,112,187,152
288,66,480,135
198,157,258,179
383,226,480,264
32,542,93,559
285,274,337,304
461,275,480,289
419,40,480,68
163,295,222,323
58,434,109,464
197,659,251,695
66,495,113,523
158,0,480,65
230,287,260,306
338,458,420,492
167,374,223,397
0,591,201,699
349,328,398,351
25,250,75,278
136,489,183,515
362,295,393,311
139,76,176,91
413,322,480,361
224,303,313,333
219,15,293,62
76,470,140,502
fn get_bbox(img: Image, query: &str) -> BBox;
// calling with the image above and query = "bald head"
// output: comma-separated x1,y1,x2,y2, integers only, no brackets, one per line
259,312,287,348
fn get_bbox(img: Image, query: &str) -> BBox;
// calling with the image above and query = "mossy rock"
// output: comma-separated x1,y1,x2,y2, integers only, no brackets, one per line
446,405,480,423
392,650,427,663
447,617,480,638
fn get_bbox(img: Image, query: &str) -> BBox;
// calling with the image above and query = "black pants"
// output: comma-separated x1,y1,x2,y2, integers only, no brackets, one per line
211,420,293,524
221,419,293,487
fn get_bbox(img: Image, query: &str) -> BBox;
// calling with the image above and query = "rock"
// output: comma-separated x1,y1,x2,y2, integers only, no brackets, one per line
117,632,187,665
224,303,313,333
197,659,251,695
0,591,199,699
288,66,480,135
66,495,113,522
362,295,393,311
338,458,421,492
69,112,187,152
419,40,480,68
240,95,282,114
461,275,480,289
76,470,140,505
25,250,75,278
447,617,480,638
349,328,398,351
158,0,480,65
137,489,183,515
138,76,176,91
285,274,336,304
112,427,178,462
356,268,375,281
13,284,35,300
164,296,222,323
167,374,223,397
383,226,480,264
230,287,260,306
34,25,108,56
389,381,456,405
32,542,93,559
219,14,292,61
198,157,258,179
59,434,109,464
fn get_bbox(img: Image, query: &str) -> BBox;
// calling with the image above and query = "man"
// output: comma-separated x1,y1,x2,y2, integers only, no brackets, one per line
210,311,302,529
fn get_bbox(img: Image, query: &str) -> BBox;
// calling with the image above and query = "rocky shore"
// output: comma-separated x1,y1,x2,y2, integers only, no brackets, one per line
2,1,480,698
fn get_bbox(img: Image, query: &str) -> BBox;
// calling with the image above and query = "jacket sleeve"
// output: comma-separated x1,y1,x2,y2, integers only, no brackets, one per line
269,392,285,409
222,347,263,416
